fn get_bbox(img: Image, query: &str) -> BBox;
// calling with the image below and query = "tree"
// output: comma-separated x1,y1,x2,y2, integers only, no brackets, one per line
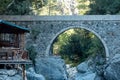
52,28,105,66
31,0,48,15
0,0,48,15
0,0,13,14
86,0,120,14
76,0,90,15
7,0,31,15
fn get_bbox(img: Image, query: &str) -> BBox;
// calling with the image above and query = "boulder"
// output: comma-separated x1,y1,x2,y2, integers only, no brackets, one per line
0,69,22,80
66,65,77,78
104,54,120,80
0,75,8,80
7,70,18,76
77,62,89,73
0,69,17,76
26,67,45,80
75,72,96,80
94,75,105,80
35,56,68,80
72,61,97,80
6,75,22,80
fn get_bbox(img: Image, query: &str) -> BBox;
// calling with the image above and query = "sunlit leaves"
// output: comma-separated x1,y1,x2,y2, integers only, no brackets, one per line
76,0,90,15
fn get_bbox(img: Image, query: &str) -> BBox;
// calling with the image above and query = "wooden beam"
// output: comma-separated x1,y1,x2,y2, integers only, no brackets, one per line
20,33,25,50
22,64,26,80
15,34,19,48
0,60,32,64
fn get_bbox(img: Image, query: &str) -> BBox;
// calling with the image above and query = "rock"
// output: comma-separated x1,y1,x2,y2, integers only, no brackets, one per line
70,61,97,80
35,57,68,80
77,62,89,73
0,69,7,75
75,72,96,80
0,69,17,76
66,65,77,78
0,74,22,80
7,70,18,76
0,69,22,80
0,75,8,80
110,54,120,63
6,75,22,80
26,67,45,80
104,54,120,80
94,75,104,80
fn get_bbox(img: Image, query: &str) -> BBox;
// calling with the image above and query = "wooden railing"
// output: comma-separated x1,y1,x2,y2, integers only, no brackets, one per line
0,47,29,60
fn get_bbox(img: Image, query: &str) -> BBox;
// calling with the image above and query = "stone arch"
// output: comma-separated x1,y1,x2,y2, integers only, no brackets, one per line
46,26,109,60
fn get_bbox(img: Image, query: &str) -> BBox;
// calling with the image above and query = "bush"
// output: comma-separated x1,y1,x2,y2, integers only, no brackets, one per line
27,46,37,65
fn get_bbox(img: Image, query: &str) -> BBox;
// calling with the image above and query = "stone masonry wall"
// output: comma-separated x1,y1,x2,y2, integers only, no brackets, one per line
0,15,120,60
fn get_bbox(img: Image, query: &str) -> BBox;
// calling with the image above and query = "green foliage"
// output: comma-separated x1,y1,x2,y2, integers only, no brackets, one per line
0,0,120,15
30,27,40,41
0,0,13,14
27,46,37,65
0,0,48,15
76,0,90,14
86,0,120,14
0,0,31,15
52,28,105,66
7,0,31,15
32,0,48,9
36,0,47,8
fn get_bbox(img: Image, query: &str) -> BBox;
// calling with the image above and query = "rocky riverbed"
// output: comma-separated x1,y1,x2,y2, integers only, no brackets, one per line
0,53,120,80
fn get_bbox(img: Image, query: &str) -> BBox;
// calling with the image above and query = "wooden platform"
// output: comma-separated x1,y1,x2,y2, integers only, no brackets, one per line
0,60,32,64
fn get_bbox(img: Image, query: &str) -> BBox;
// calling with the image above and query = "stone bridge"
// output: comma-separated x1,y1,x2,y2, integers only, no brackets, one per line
1,15,120,60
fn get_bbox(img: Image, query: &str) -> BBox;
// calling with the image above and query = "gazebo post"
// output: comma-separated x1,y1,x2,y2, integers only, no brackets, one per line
20,33,25,50
22,64,26,80
15,34,19,48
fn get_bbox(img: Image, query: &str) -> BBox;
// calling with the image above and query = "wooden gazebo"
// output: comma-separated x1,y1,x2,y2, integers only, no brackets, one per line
0,20,32,80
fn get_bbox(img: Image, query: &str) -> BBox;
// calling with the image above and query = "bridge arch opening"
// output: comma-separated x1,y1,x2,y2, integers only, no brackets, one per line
47,27,109,66
47,26,109,60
